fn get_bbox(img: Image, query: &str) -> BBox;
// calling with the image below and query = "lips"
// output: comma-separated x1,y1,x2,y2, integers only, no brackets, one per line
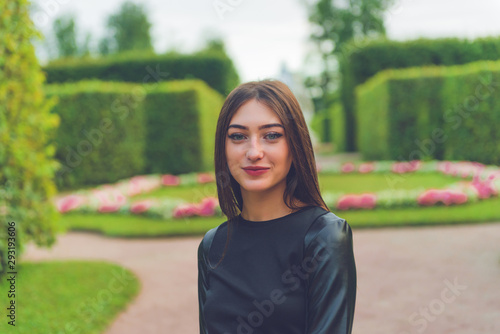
242,167,270,171
242,166,270,176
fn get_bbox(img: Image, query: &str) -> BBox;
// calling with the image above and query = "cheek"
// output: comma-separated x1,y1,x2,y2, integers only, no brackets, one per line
272,143,292,166
225,144,241,170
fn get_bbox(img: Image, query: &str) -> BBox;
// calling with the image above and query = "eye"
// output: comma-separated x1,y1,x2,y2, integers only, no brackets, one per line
266,132,283,140
227,132,284,142
228,133,244,141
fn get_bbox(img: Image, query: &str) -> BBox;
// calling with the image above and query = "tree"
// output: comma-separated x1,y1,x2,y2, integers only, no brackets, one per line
303,0,393,111
105,1,154,54
0,0,60,277
53,15,78,58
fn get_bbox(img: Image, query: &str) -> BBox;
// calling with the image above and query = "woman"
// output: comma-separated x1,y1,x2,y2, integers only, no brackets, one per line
198,79,357,333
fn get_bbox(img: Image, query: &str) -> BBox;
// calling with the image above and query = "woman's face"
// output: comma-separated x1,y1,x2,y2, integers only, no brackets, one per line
225,99,292,194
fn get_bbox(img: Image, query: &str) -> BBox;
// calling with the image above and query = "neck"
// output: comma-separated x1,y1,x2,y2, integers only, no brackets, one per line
239,183,302,221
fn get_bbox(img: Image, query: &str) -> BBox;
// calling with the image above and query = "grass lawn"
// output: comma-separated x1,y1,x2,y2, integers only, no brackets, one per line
56,172,500,237
0,261,140,334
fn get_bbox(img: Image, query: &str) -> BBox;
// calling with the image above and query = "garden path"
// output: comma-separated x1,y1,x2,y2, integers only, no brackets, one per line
24,221,500,334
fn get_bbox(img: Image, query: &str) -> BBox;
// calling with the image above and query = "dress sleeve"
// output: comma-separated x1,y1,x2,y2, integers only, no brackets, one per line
197,237,209,334
304,214,357,334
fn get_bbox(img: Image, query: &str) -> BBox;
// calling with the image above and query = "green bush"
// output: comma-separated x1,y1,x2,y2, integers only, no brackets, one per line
311,104,345,153
356,60,500,165
143,80,224,174
43,51,240,95
341,36,500,151
331,103,346,153
45,81,146,190
46,80,224,189
311,109,330,143
0,0,60,276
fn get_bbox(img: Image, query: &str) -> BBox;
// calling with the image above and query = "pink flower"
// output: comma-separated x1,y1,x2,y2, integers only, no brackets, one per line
359,193,377,209
197,197,219,216
173,203,199,218
130,199,154,214
417,189,468,206
56,195,85,213
98,203,122,212
126,179,143,197
417,189,441,206
451,191,468,205
197,173,215,184
392,160,421,174
337,193,376,210
93,189,127,212
471,175,498,199
337,195,357,210
341,162,355,173
162,174,180,186
359,162,375,173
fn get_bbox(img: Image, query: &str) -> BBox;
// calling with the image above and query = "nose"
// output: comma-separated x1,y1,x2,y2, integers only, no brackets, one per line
246,137,264,161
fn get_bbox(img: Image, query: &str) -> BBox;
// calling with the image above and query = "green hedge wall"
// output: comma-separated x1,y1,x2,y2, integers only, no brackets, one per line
143,80,223,174
356,60,500,165
331,103,346,153
45,81,146,190
0,0,60,276
341,36,500,152
43,52,240,95
311,104,345,153
311,109,330,143
46,80,224,189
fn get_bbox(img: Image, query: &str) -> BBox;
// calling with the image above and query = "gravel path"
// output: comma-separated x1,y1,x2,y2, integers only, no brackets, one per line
23,222,500,334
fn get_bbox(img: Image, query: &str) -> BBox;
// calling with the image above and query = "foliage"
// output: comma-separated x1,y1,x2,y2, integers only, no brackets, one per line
303,0,392,112
0,261,139,334
341,35,500,151
43,51,240,95
45,80,224,190
103,0,153,54
53,15,78,58
311,103,344,152
356,60,500,165
0,0,60,277
45,81,146,190
57,171,500,237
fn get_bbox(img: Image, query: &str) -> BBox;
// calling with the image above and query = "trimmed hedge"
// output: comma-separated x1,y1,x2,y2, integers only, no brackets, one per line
45,81,146,190
42,51,240,95
311,104,345,153
0,0,60,276
311,109,331,143
46,80,224,189
331,103,346,153
356,60,500,165
341,36,500,151
143,80,224,174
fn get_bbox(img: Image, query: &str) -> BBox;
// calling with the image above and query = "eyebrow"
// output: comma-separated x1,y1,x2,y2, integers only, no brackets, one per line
228,123,284,130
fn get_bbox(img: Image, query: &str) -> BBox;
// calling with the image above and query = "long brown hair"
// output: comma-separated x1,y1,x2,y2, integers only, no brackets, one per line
211,80,329,267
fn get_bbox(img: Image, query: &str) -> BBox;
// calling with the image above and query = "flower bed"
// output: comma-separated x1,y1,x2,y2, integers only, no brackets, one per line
53,172,221,219
53,160,500,218
321,160,500,210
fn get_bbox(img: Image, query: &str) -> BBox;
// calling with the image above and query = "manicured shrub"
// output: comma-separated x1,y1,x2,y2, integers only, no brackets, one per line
46,80,224,189
45,81,146,190
43,51,240,95
143,80,224,174
356,60,500,165
341,36,500,151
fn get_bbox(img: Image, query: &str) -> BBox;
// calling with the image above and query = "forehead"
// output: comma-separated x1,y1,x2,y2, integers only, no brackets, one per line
229,99,282,126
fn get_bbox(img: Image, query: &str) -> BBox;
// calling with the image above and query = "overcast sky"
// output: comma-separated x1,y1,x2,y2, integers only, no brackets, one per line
32,0,500,82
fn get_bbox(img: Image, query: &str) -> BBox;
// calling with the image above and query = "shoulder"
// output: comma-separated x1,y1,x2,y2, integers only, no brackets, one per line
198,223,222,256
304,211,353,250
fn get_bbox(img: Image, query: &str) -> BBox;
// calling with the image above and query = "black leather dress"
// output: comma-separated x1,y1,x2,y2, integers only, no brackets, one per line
198,206,357,333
